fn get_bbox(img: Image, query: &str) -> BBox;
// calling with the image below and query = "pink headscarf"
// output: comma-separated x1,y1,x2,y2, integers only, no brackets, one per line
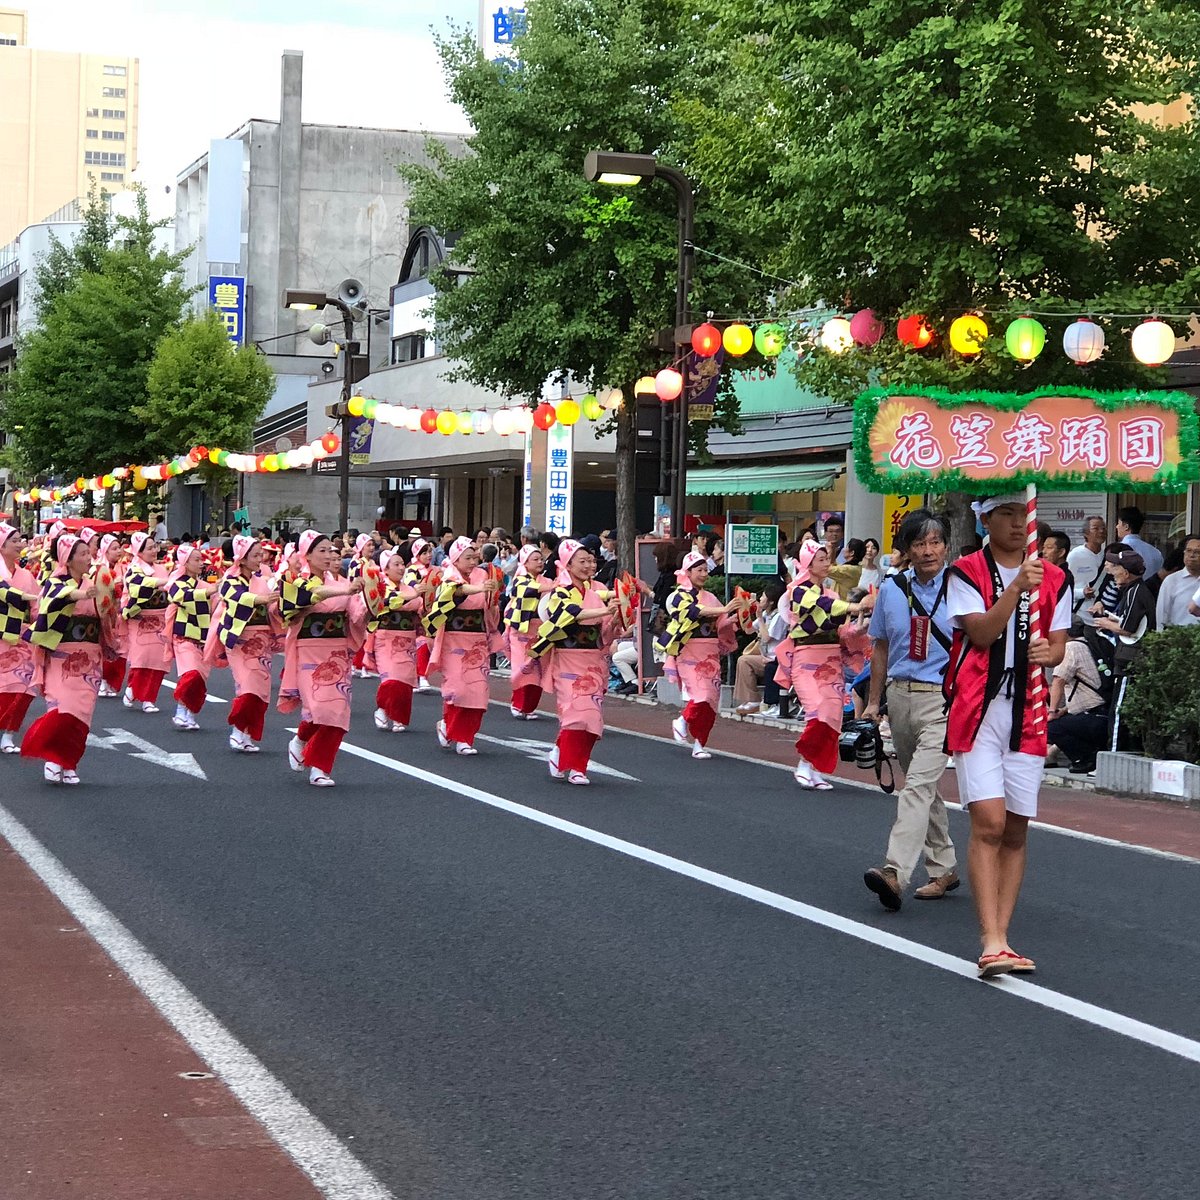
0,523,18,582
168,542,199,586
555,538,584,585
442,535,476,583
129,531,152,559
411,538,433,560
47,520,65,540
231,535,258,566
379,547,398,573
516,544,541,576
791,539,822,586
78,526,99,544
55,533,81,571
97,533,119,565
675,549,706,586
354,532,373,556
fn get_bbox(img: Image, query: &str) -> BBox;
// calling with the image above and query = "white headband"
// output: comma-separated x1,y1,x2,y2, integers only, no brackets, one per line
971,492,1026,519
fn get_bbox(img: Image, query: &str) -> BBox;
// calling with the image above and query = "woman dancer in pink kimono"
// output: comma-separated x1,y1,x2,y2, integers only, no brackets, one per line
279,530,364,787
371,547,428,732
121,532,172,713
658,550,740,760
21,535,101,785
0,523,40,754
504,545,556,720
209,535,280,754
165,543,216,730
406,538,438,693
424,536,501,755
528,540,626,785
94,533,128,697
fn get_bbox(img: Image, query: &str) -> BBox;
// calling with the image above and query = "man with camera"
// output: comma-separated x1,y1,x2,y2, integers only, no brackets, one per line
861,508,959,912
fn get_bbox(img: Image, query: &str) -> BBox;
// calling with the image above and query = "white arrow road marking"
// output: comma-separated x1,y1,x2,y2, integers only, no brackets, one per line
87,727,208,780
474,732,640,781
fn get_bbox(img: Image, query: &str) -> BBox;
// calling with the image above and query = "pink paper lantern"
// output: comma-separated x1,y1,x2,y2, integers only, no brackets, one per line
849,308,883,347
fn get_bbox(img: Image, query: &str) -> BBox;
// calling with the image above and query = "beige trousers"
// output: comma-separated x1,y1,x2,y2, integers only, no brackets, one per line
734,653,766,705
884,684,956,889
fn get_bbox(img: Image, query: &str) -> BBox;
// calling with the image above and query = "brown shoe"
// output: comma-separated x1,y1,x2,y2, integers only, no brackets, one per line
864,866,901,912
913,871,960,900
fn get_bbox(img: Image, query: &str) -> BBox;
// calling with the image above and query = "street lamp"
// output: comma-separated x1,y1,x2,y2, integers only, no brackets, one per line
283,288,357,531
583,150,695,537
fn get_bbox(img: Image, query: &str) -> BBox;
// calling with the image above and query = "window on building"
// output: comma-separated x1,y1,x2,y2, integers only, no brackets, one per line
103,64,126,75
1,303,13,340
86,128,98,138
101,129,124,140
100,171,124,182
390,333,427,364
86,107,99,117
101,86,125,98
0,37,17,46
102,108,125,119
84,151,125,166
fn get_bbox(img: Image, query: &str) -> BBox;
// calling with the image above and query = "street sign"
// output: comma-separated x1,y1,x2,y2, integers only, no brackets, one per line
727,523,779,575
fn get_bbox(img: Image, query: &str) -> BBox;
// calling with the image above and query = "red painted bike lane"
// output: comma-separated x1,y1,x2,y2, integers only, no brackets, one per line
0,841,323,1200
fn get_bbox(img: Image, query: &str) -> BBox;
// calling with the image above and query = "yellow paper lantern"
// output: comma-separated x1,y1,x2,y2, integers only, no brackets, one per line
133,475,149,490
436,409,457,436
723,322,754,356
347,394,366,417
634,375,657,399
557,398,581,425
949,314,989,356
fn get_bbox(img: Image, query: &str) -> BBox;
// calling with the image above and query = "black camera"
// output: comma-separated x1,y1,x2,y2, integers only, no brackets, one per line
839,719,882,771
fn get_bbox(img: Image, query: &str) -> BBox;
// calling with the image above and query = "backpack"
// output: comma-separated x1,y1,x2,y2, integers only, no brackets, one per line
1077,626,1117,712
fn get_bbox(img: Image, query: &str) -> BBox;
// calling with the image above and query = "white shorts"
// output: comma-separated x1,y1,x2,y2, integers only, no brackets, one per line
954,695,1042,817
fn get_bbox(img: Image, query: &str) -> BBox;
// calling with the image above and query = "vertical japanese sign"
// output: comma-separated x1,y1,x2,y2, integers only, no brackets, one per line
478,2,526,66
686,348,724,422
544,420,573,537
882,494,921,553
208,275,245,346
521,432,533,529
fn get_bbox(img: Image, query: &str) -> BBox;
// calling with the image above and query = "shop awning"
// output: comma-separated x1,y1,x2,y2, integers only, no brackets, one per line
686,463,840,497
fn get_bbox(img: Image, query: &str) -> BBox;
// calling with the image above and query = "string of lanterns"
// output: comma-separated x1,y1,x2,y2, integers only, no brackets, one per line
816,310,1183,367
345,389,625,435
11,432,342,507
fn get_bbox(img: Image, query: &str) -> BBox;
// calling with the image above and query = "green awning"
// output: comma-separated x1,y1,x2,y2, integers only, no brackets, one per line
686,463,840,497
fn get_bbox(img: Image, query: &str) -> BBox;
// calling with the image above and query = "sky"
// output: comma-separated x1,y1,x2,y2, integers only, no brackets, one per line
22,0,480,217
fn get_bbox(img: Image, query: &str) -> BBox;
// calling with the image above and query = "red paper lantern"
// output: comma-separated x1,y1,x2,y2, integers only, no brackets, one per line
691,322,722,357
419,408,439,433
320,432,340,454
897,313,936,350
532,402,557,431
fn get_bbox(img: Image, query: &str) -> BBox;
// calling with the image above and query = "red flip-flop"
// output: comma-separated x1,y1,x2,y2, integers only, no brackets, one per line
977,952,1015,979
1004,950,1036,974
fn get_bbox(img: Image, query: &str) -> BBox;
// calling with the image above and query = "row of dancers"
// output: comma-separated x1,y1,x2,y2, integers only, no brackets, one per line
0,522,866,788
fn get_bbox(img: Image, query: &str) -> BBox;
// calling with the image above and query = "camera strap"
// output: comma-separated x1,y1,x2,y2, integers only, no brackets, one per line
873,727,895,794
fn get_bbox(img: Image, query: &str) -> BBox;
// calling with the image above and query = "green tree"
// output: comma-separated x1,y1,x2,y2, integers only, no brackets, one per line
141,310,276,506
401,0,771,559
2,186,193,483
32,184,116,314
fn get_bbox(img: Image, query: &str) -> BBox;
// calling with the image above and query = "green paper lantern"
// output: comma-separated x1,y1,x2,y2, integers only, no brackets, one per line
754,323,787,357
1005,317,1046,364
582,395,603,420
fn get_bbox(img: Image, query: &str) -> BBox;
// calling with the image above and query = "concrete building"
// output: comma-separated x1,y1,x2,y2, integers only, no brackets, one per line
0,7,139,244
171,49,467,534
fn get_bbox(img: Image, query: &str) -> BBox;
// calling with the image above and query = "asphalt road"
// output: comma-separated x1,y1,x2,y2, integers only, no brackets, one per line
4,677,1200,1200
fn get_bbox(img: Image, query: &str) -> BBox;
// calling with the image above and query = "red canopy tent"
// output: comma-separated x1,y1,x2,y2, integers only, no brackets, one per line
54,516,148,533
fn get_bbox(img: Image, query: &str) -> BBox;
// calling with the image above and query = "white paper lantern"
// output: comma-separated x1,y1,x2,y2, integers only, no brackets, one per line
602,386,624,411
1062,318,1105,365
513,405,534,434
1131,318,1176,367
473,410,492,435
493,408,514,436
820,317,854,355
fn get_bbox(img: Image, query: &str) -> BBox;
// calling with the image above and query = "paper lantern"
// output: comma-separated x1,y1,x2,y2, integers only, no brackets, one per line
320,432,340,454
1061,318,1105,365
362,399,378,420
436,410,457,436
1005,316,1046,364
347,394,365,417
582,395,603,421
754,323,786,357
655,367,683,401
456,411,474,434
949,314,989,356
557,398,581,425
532,402,557,431
75,477,86,492
420,408,438,433
820,317,853,354
1131,319,1175,366
101,474,116,488
493,408,514,436
29,488,40,502
473,410,492,435
601,386,623,411
897,313,936,349
634,375,656,399
849,308,883,347
691,322,722,357
133,475,148,490
513,406,535,433
723,322,753,356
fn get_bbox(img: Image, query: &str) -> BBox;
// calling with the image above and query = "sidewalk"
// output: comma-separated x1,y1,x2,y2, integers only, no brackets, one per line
489,676,1200,861
0,841,323,1200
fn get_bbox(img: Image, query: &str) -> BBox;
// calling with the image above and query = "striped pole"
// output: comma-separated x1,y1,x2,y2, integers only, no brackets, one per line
1025,483,1046,731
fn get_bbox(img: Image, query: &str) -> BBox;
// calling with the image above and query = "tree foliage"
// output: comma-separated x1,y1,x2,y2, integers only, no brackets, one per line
3,187,193,481
141,310,275,498
401,0,773,554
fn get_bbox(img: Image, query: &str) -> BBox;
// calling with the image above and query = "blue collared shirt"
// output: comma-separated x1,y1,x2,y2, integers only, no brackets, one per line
866,567,951,684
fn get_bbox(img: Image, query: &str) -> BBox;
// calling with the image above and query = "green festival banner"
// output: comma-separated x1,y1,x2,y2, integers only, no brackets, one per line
853,386,1200,495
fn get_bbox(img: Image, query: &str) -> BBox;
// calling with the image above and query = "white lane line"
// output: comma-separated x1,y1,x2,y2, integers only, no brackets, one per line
0,805,394,1200
337,737,1200,1068
505,703,1200,866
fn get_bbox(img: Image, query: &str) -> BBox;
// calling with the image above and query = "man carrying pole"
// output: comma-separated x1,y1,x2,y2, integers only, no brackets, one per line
943,491,1071,977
